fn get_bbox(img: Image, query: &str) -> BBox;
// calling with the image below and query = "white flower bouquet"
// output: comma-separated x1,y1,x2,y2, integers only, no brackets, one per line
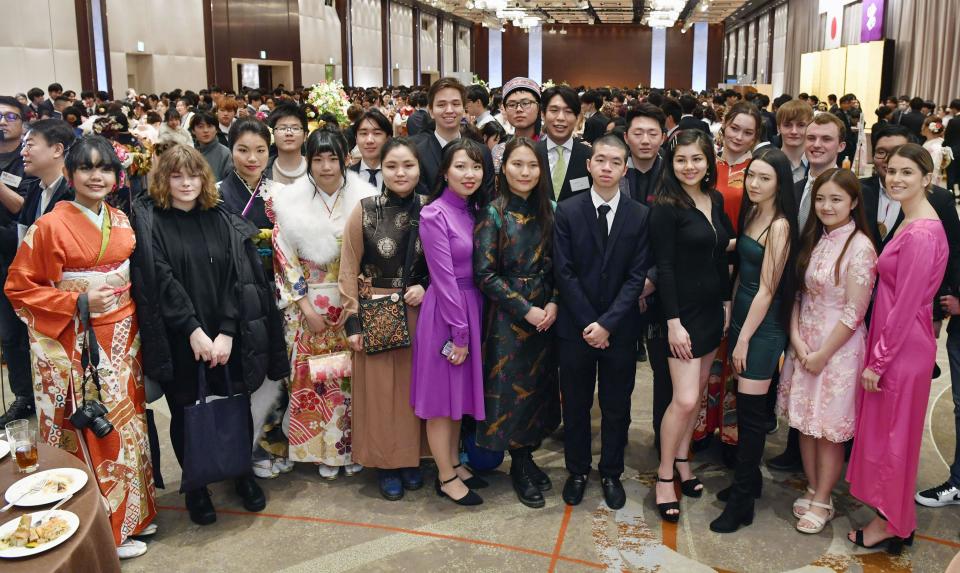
305,80,351,126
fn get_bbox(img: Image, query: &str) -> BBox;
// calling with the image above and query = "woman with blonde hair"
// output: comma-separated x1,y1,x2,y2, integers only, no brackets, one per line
130,144,289,525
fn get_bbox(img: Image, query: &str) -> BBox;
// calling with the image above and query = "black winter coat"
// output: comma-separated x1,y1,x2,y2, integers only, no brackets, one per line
130,195,289,392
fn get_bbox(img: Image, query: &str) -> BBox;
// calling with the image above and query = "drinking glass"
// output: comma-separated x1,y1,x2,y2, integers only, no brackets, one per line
4,419,38,473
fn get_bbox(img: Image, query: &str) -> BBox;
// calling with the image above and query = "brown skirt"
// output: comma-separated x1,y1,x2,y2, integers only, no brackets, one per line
351,287,427,469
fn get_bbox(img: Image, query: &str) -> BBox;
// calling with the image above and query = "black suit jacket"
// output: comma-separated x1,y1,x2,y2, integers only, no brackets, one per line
17,177,73,234
583,112,608,144
553,191,651,346
618,155,664,206
406,109,430,137
677,116,712,136
898,110,925,140
535,139,592,202
413,132,496,201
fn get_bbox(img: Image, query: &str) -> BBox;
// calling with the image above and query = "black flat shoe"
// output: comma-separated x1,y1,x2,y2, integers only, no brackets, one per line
601,476,626,510
511,465,545,508
434,476,483,506
766,451,803,472
235,476,266,512
453,463,489,489
674,458,703,498
562,473,588,506
709,494,755,533
185,488,216,525
850,529,914,555
655,475,680,523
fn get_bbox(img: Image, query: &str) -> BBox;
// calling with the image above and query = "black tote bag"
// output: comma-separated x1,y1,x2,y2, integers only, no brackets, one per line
180,365,251,492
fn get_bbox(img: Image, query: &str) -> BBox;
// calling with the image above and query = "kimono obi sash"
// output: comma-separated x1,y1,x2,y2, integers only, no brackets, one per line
57,259,131,317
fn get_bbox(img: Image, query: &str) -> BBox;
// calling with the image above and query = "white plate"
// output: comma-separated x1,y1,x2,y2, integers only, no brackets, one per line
0,441,9,460
4,469,88,507
0,510,79,559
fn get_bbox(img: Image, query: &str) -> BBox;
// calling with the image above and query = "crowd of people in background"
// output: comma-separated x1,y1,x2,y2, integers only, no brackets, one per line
0,75,958,562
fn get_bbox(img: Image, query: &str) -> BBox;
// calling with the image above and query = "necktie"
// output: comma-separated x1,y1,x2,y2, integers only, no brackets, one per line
597,204,611,251
798,185,811,230
367,168,380,188
552,146,567,199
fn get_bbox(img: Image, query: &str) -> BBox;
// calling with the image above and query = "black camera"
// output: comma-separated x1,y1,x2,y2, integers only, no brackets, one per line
69,400,113,438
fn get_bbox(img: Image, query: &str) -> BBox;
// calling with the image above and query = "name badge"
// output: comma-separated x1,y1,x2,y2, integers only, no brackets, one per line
570,177,590,192
0,171,22,188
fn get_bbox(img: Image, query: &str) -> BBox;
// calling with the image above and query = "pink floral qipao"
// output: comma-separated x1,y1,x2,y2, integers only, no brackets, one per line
777,221,877,442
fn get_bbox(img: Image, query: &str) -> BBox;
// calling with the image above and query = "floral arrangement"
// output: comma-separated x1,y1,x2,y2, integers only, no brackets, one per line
305,80,351,126
541,79,556,91
471,75,490,93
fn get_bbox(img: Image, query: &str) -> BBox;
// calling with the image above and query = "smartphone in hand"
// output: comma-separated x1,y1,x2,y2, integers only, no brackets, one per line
441,340,454,357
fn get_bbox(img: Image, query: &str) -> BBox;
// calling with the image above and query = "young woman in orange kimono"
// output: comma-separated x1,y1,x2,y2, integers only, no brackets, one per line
4,136,157,560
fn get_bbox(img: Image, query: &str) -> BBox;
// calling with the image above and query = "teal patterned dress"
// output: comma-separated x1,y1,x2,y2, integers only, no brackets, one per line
473,193,561,450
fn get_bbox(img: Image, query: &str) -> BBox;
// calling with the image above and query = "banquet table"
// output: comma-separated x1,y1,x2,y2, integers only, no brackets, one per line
0,442,120,573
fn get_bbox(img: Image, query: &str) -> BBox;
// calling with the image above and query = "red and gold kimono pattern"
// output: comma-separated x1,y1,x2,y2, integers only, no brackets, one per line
694,155,751,446
4,202,156,545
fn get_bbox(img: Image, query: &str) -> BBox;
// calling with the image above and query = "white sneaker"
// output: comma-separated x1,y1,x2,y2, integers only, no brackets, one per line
133,522,158,537
318,463,340,480
118,538,148,559
344,463,364,476
915,481,960,507
273,457,295,474
253,459,278,479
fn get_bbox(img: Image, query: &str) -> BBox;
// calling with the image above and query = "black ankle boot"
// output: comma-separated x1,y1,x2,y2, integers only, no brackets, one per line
711,393,767,533
510,460,545,508
512,447,551,491
235,475,266,512
716,467,762,502
185,488,216,525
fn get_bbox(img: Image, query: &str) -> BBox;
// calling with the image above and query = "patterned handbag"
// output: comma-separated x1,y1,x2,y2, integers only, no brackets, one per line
358,199,420,354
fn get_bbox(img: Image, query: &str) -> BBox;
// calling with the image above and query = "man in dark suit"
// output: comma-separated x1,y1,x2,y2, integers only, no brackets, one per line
17,119,75,234
554,134,651,510
536,85,591,202
347,109,391,190
897,97,926,140
413,78,495,200
792,113,847,230
0,97,39,427
677,94,711,136
405,92,431,137
580,90,607,144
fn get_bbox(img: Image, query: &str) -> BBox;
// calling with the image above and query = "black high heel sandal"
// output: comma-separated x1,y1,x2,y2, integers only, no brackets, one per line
655,475,681,523
435,475,483,506
453,463,489,489
850,529,914,555
673,458,703,498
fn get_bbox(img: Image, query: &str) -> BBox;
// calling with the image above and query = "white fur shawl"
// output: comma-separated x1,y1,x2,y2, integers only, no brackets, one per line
270,170,377,264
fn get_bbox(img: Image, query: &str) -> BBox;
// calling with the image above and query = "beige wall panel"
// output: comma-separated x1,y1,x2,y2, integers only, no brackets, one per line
300,0,342,85
0,0,81,95
390,3,414,86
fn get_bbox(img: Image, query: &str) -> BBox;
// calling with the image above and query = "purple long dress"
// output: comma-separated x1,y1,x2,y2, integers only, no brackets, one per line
410,189,485,420
846,219,947,538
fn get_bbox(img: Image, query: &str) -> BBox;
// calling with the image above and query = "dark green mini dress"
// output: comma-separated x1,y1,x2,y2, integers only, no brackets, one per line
729,227,788,379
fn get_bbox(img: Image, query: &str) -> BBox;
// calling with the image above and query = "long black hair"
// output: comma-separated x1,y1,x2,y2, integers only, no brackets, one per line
494,136,554,251
739,146,799,326
428,138,487,213
655,129,719,209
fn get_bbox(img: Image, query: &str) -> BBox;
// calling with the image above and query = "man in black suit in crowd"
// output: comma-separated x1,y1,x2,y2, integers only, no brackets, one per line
413,78,495,200
581,90,607,144
536,85,592,202
793,113,847,229
554,134,651,510
677,94,711,136
347,109,391,190
660,97,682,139
897,97,926,141
16,119,75,235
405,92,431,137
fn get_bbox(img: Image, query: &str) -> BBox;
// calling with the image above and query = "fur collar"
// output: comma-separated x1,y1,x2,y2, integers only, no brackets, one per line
269,170,377,264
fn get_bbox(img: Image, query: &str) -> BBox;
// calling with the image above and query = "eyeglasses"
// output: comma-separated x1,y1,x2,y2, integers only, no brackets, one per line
0,112,22,123
874,149,891,159
504,100,537,111
274,126,304,134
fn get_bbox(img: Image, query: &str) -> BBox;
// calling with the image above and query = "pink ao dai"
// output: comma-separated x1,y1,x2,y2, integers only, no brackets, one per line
777,221,877,442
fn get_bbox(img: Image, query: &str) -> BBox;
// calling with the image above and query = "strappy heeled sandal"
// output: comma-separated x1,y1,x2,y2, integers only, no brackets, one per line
655,475,681,523
793,486,817,518
796,500,835,534
674,458,703,498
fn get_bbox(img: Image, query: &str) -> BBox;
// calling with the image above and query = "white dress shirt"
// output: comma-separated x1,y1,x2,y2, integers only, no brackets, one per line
39,176,63,215
476,110,495,128
359,159,383,190
877,181,901,239
590,187,621,231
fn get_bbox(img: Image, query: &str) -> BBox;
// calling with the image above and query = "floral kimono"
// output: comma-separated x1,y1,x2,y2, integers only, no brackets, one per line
4,201,156,545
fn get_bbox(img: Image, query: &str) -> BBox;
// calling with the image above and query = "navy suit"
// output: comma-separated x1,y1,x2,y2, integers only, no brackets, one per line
553,189,651,477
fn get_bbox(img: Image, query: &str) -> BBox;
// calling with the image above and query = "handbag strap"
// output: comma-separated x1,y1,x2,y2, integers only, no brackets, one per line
77,295,102,397
399,197,421,292
195,363,238,403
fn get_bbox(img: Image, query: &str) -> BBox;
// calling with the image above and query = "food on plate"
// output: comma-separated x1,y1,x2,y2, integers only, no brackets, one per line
40,475,72,495
0,514,71,549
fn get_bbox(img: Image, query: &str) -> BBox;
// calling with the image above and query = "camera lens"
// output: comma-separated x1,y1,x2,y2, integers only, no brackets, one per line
89,416,113,438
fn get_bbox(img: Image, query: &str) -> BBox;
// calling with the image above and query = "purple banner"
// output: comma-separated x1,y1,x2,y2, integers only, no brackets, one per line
861,0,885,42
